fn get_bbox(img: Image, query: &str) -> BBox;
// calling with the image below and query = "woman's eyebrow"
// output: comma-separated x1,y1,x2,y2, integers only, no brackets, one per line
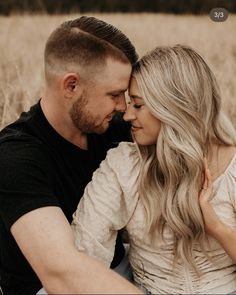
129,95,143,100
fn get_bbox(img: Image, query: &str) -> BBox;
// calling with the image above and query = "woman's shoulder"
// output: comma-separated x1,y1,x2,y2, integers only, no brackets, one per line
224,147,236,182
211,146,236,180
105,142,141,181
106,142,140,163
212,147,236,217
213,146,236,192
218,146,236,179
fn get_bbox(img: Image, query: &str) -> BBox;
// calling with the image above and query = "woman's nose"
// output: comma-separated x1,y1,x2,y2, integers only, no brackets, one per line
123,104,136,121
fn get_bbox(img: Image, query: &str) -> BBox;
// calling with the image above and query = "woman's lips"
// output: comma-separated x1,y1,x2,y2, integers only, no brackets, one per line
131,125,142,132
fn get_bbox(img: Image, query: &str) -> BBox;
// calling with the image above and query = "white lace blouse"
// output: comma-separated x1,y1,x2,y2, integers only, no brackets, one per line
71,142,236,294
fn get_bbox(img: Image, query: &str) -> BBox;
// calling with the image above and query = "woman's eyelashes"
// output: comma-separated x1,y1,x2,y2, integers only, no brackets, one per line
127,100,144,109
133,104,143,109
132,100,144,109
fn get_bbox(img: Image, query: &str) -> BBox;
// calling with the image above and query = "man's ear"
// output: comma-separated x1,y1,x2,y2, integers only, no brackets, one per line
62,73,81,98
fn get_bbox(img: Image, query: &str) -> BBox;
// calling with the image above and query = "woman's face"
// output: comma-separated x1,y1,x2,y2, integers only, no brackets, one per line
124,77,161,145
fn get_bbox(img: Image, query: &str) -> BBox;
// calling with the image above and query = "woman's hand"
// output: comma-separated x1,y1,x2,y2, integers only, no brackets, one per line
199,158,225,238
199,158,236,263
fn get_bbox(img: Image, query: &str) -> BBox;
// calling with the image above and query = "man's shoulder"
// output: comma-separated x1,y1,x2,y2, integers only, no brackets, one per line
0,125,44,155
0,126,51,171
0,102,40,145
0,101,48,148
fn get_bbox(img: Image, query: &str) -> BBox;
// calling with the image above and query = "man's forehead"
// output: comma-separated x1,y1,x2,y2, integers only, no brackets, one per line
84,58,131,82
102,59,132,78
106,87,128,94
98,73,131,91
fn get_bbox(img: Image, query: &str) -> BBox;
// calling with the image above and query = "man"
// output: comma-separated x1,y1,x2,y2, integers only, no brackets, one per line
0,16,141,294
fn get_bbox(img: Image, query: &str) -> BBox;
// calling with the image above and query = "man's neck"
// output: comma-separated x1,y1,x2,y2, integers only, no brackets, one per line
40,96,88,150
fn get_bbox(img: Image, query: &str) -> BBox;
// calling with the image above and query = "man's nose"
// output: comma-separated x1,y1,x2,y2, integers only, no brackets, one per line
123,103,136,121
115,94,127,112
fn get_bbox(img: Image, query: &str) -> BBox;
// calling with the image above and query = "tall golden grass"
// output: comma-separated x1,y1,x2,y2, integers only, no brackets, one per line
0,13,236,128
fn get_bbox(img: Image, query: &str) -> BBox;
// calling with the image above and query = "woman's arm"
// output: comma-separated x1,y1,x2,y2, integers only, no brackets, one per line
199,158,236,263
71,160,122,266
72,143,140,265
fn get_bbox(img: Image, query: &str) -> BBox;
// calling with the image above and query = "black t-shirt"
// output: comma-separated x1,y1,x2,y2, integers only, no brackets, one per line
0,101,131,295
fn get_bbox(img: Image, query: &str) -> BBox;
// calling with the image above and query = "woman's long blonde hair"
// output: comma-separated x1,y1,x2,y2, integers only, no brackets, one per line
133,45,236,271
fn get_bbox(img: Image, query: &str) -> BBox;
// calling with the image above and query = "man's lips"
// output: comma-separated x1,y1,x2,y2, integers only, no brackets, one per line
106,114,114,121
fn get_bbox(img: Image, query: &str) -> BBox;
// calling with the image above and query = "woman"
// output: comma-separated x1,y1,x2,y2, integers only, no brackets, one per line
72,45,236,294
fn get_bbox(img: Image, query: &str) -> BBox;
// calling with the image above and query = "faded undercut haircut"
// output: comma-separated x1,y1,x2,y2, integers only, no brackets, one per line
44,16,138,82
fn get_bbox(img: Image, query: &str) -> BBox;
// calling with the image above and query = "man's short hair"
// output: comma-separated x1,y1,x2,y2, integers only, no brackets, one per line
44,16,138,79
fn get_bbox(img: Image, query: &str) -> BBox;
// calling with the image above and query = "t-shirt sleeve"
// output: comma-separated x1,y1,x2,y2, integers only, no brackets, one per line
71,142,140,266
0,141,59,230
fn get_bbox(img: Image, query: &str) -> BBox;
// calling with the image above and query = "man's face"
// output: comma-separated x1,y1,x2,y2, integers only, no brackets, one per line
70,58,132,134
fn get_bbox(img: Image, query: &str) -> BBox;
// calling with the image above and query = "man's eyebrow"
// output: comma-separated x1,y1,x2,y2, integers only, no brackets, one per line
107,89,127,95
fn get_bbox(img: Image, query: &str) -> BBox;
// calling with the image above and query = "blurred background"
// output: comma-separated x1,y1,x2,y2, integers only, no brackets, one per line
0,0,235,127
1,0,236,15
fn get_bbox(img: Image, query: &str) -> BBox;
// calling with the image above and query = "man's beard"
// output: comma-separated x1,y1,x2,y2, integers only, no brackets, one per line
69,93,109,134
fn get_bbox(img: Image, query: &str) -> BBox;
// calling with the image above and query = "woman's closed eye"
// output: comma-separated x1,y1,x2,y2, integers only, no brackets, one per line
127,99,144,109
133,104,143,109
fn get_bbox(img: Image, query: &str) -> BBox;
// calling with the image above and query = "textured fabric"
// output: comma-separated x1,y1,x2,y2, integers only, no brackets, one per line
72,142,236,294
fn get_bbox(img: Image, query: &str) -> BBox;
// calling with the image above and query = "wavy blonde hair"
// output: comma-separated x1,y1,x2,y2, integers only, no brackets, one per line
132,45,236,272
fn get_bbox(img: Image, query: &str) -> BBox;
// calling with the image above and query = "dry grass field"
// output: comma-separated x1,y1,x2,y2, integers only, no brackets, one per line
0,13,236,128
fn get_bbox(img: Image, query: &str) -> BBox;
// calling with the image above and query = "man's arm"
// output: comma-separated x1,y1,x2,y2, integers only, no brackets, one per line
11,206,142,294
